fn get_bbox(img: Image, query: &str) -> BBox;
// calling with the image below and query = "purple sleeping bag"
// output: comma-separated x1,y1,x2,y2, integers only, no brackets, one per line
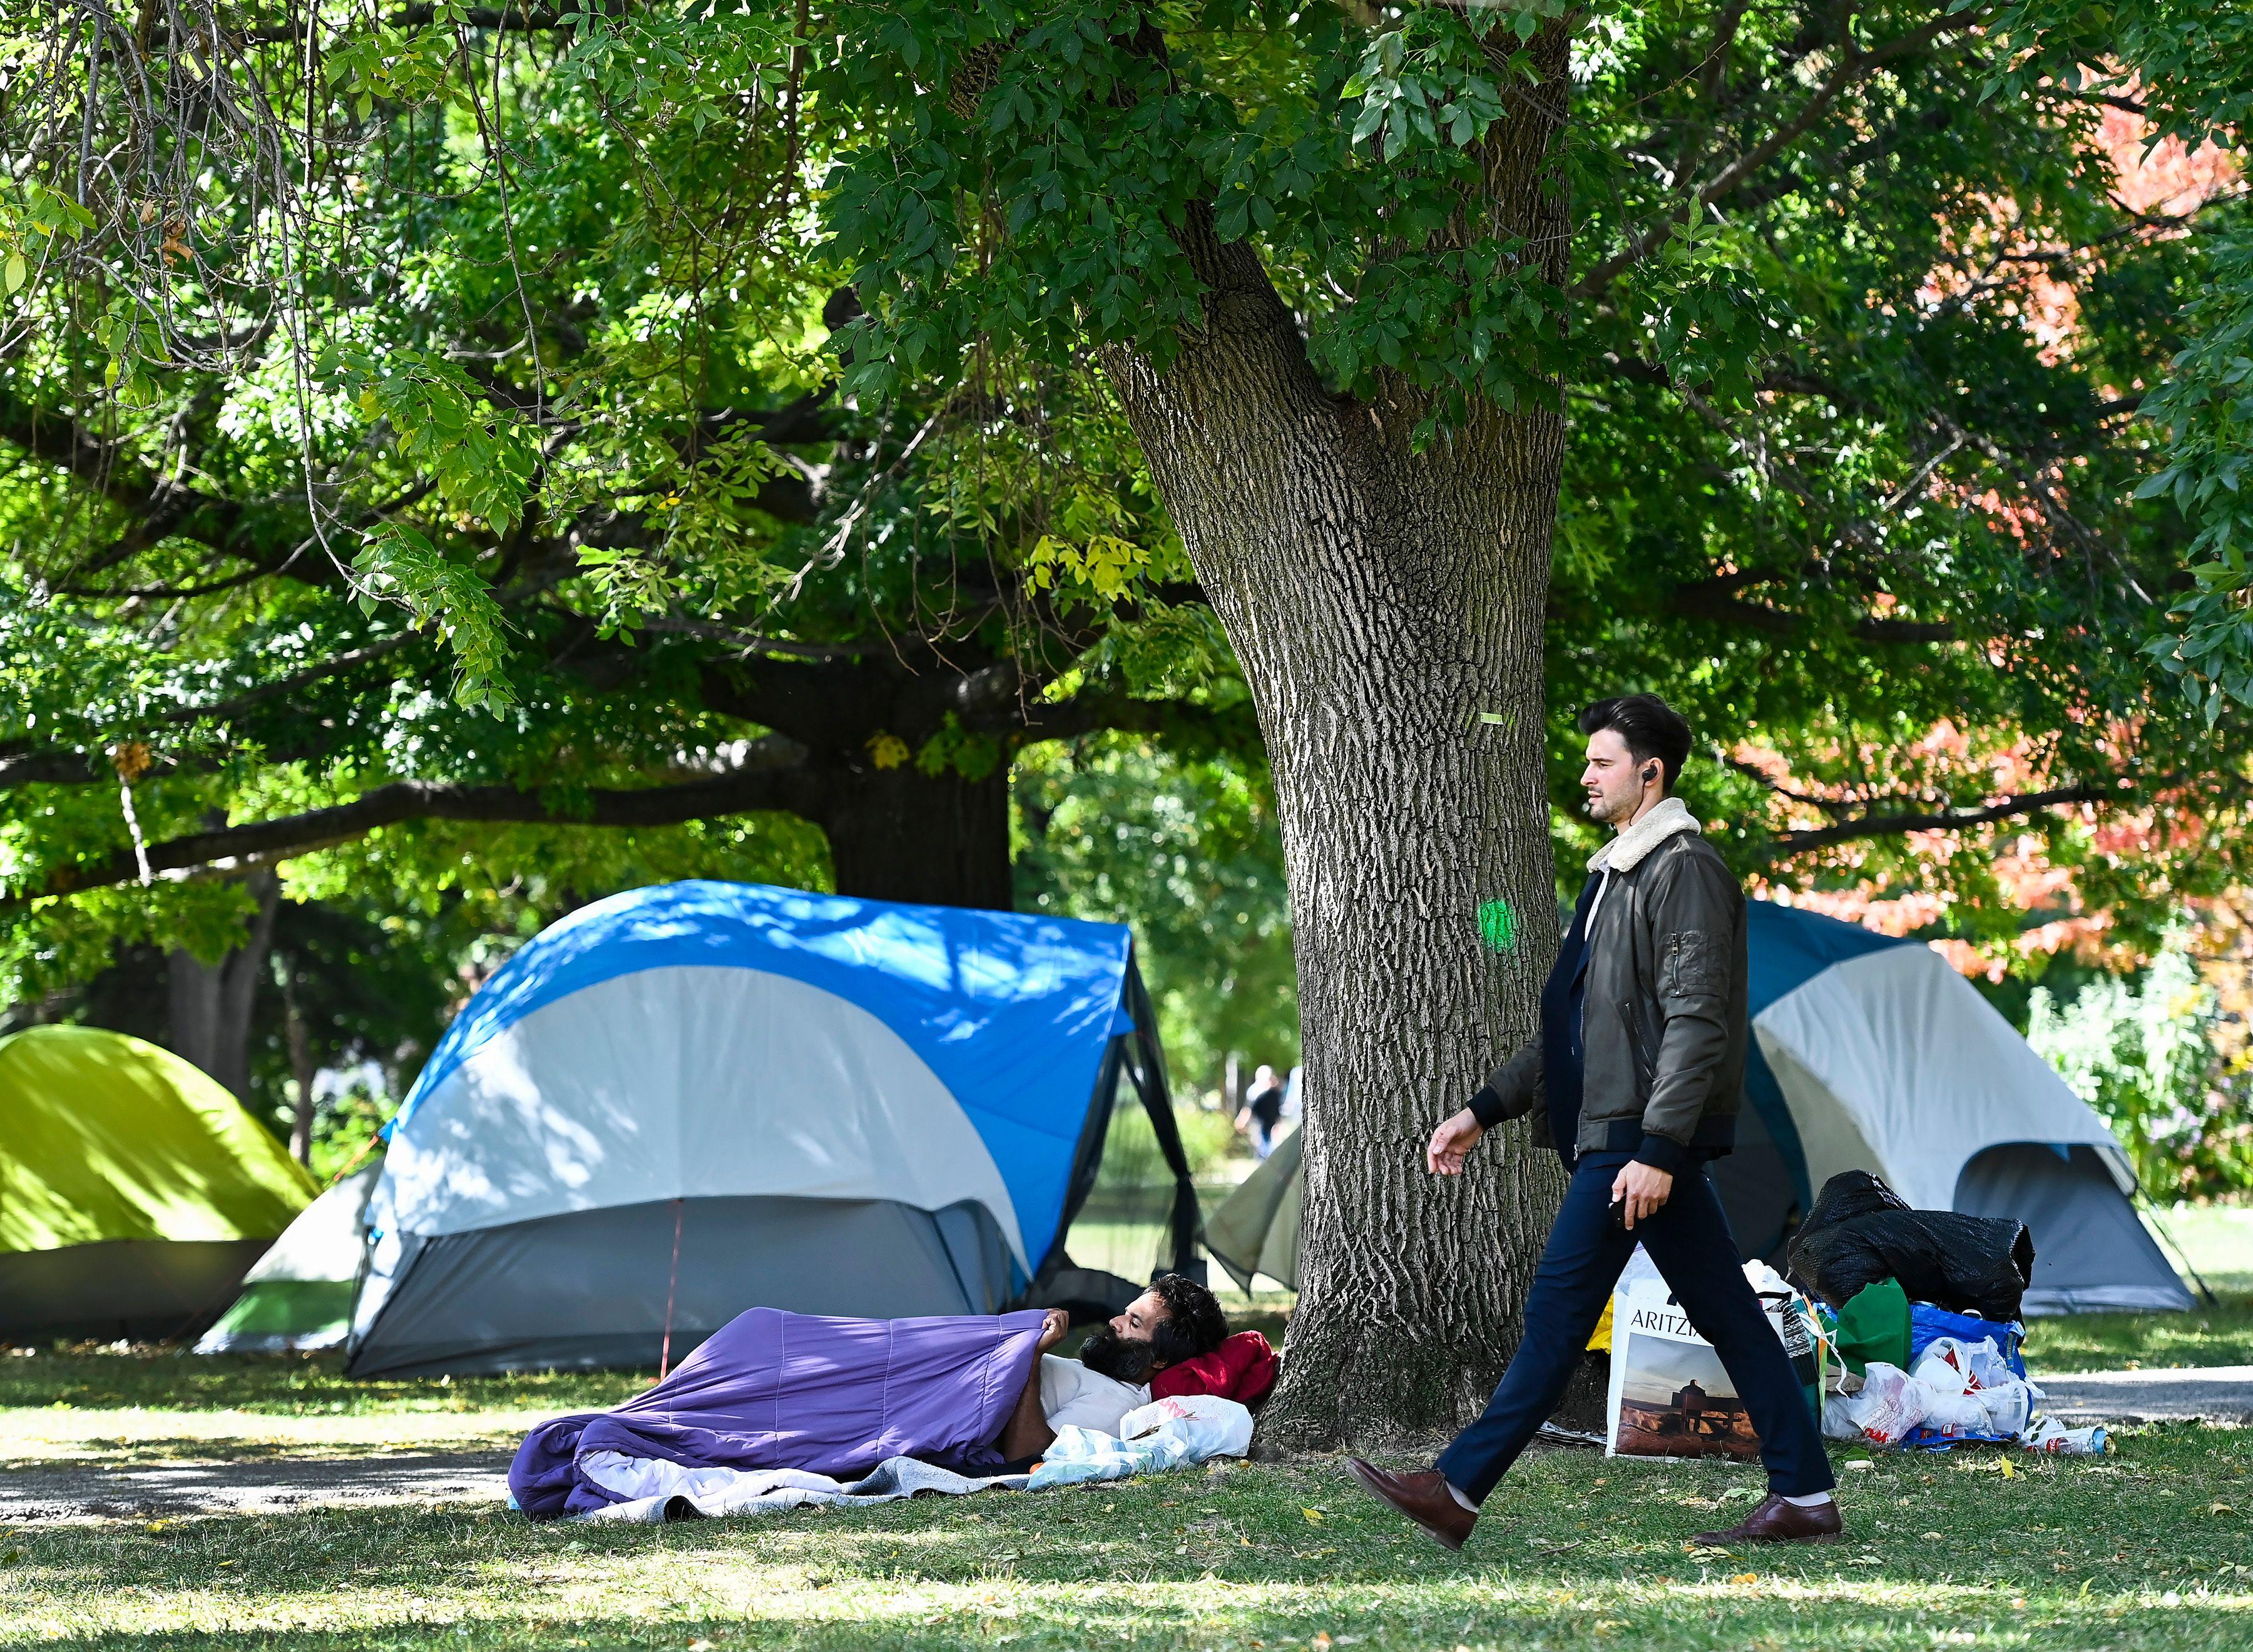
509,1307,1048,1520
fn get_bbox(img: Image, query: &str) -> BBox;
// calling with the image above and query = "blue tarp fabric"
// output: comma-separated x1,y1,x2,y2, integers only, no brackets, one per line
391,881,1135,1275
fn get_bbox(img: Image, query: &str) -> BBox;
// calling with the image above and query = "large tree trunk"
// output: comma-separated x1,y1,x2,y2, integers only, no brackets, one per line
282,967,318,1165
1105,31,1574,1447
165,869,280,1100
818,762,1013,910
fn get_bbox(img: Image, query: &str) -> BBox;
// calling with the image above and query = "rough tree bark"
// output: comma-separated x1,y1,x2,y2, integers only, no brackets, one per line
165,868,280,1100
282,966,318,1165
1104,29,1575,1446
816,762,1013,909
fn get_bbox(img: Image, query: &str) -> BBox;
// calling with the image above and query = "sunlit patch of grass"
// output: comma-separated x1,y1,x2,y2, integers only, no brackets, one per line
2024,1292,2253,1374
4,1425,2251,1649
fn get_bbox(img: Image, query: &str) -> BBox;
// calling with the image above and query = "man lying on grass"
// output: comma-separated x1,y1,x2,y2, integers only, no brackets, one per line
510,1275,1234,1520
998,1275,1232,1462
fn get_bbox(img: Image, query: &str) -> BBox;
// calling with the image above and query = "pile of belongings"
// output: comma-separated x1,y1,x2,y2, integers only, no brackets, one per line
1790,1172,2104,1456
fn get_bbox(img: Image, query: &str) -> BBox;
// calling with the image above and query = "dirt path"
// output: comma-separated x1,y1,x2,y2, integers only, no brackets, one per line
2037,1365,2253,1426
0,1449,513,1522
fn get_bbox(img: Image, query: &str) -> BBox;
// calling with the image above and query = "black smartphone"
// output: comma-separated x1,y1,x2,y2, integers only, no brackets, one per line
1608,1197,1630,1230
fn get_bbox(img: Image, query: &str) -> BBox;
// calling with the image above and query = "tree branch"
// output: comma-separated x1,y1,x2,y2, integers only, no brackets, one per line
1668,579,1956,642
0,389,248,569
0,632,431,792
242,4,586,40
11,742,826,905
1578,9,1975,297
1759,782,2118,857
1018,688,1262,752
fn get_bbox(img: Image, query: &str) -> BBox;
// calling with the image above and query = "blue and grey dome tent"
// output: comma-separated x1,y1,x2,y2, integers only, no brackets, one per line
345,882,1197,1377
1712,901,2189,1313
1210,900,2192,1316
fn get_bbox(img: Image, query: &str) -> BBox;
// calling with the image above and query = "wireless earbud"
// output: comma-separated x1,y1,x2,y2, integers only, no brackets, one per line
1642,764,1658,785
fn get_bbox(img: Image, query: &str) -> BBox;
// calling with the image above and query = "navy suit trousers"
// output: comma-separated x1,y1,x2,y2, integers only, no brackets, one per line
1434,1155,1836,1502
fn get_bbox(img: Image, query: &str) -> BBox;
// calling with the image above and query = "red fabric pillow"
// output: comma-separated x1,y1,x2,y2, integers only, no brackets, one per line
1150,1330,1280,1407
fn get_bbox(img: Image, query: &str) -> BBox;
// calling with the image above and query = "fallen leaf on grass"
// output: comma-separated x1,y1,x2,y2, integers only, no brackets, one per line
2207,1503,2234,1516
1302,1507,1324,1522
1729,1573,1759,1586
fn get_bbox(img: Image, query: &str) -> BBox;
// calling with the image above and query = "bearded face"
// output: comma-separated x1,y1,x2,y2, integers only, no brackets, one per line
1076,1322,1160,1384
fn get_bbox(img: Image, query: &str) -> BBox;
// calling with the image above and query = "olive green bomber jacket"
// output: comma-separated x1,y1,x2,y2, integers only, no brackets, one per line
1468,826,1749,1170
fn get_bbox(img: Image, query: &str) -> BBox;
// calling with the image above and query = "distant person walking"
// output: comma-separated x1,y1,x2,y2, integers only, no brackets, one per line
1343,694,1842,1551
1236,1064,1286,1158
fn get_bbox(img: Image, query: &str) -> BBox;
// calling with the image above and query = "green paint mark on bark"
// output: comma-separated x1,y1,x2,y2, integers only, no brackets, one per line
1478,898,1517,954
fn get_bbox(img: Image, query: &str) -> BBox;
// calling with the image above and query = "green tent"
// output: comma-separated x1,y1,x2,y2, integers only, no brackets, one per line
1204,1124,1301,1292
195,1161,379,1354
0,1026,315,1340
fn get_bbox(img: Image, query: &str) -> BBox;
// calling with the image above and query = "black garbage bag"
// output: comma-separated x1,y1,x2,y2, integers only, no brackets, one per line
1786,1170,2035,1321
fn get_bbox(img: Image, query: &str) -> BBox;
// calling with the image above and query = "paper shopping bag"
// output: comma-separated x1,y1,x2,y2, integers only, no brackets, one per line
1604,1277,1767,1463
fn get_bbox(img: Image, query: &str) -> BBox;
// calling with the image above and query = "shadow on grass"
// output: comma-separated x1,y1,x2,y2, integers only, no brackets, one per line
3,1434,525,1469
4,1422,2250,1651
0,1348,646,1417
0,1449,511,1521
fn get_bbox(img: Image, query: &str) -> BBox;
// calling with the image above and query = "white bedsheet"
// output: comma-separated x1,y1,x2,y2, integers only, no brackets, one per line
575,1451,1029,1522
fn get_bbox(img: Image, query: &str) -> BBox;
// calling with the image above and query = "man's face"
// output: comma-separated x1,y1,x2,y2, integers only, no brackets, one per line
1110,1288,1168,1346
1077,1288,1172,1383
1580,728,1650,825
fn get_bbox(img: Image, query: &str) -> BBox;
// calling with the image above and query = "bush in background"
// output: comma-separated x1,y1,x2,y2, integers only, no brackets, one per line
2030,934,2253,1198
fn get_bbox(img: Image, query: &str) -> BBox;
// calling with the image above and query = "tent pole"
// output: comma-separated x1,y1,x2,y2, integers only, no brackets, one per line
2137,1192,2220,1308
658,1198,685,1380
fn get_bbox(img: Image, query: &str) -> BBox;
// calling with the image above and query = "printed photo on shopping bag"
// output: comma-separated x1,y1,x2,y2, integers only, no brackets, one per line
1611,1330,1762,1462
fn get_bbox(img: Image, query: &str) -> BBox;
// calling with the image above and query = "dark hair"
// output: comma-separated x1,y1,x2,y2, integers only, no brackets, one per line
1147,1273,1230,1367
1578,694,1694,794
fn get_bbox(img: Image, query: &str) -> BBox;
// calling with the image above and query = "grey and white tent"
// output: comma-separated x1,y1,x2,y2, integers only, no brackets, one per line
342,881,1198,1377
1208,901,2191,1315
195,1161,380,1354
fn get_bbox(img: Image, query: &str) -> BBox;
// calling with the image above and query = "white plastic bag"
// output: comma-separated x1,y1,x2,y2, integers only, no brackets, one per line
1026,1425,1184,1489
1917,1384,1993,1436
1973,1379,2035,1438
1912,1336,2015,1394
1910,1337,2034,1439
1742,1258,1794,1297
1118,1394,1255,1461
1827,1362,1929,1446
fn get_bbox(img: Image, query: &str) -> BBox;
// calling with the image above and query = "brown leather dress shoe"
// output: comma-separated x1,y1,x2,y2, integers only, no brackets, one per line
1692,1492,1844,1546
1343,1459,1476,1551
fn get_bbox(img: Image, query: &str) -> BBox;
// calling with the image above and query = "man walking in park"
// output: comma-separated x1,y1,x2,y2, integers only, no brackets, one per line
1345,695,1840,1550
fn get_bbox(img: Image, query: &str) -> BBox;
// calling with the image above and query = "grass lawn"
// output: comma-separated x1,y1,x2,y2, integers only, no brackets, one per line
1,1341,2249,1650
5,1209,2250,1650
2021,1205,2253,1374
4,1400,2250,1651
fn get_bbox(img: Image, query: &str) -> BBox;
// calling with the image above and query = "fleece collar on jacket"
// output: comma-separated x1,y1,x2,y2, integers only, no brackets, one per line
1588,795,1702,875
